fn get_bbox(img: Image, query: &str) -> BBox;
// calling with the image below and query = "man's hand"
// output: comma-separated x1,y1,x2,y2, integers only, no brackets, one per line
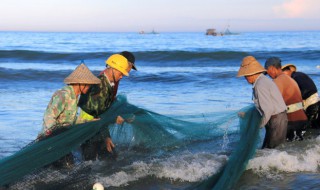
116,116,125,125
238,112,245,118
45,130,52,137
106,137,115,153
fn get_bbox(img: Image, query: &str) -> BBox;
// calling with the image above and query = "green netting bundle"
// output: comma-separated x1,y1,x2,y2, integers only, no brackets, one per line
109,106,237,150
192,105,262,190
0,95,232,186
0,95,259,188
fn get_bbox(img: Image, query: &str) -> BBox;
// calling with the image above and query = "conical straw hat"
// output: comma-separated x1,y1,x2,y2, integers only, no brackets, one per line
64,63,101,84
281,63,297,72
237,56,266,77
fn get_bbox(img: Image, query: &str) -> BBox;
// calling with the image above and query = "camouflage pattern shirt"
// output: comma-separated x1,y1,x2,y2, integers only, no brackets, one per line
42,85,78,134
79,73,114,117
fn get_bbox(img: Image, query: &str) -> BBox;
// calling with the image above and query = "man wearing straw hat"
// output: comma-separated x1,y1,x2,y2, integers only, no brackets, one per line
282,64,320,128
238,56,288,149
265,57,308,141
78,53,133,160
41,63,100,136
40,63,100,168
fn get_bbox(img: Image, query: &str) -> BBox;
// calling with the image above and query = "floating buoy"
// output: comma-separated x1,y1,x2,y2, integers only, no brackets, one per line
93,182,104,190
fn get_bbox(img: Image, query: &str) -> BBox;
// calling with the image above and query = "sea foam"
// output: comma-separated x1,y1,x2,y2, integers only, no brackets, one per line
97,152,227,187
247,135,320,175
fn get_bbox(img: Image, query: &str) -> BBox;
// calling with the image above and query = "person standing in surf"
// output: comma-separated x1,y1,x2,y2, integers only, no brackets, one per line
41,63,101,136
40,63,100,168
237,56,288,149
265,57,308,141
282,63,320,129
78,52,136,160
111,51,137,101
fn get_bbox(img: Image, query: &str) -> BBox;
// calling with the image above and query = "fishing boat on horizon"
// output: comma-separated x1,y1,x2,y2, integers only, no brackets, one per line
206,25,239,36
139,29,159,34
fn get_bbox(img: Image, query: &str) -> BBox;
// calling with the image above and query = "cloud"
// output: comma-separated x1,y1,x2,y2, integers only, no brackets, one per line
273,0,320,18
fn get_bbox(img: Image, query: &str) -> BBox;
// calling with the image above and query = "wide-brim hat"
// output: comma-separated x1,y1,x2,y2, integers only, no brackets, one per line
281,63,297,72
237,56,266,77
64,63,101,84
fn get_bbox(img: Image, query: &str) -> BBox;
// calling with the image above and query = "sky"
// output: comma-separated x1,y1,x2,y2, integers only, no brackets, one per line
0,0,319,32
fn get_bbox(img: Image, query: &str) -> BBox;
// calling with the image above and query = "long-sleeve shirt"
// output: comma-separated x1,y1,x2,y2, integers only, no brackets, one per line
78,71,116,141
273,73,307,122
252,74,287,126
78,73,114,118
42,85,78,134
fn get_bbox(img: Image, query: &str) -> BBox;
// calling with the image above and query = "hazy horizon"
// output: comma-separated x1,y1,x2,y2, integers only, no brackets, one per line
1,0,320,33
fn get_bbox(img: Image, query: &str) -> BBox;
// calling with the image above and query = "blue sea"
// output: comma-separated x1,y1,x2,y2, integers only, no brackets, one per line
0,31,320,189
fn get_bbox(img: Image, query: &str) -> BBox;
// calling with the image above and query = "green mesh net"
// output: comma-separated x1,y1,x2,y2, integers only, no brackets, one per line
192,105,262,190
0,95,261,188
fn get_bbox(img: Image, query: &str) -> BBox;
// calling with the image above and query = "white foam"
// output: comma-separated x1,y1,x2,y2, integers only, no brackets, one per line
97,152,227,187
247,136,320,176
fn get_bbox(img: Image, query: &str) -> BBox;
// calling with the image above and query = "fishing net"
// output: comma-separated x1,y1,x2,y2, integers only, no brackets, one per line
0,95,239,187
192,105,262,190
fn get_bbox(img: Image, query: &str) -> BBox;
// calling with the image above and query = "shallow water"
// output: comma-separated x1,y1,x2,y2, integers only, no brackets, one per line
0,31,320,189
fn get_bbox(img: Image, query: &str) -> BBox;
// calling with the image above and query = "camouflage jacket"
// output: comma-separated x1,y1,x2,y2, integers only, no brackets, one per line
42,85,78,134
79,73,114,118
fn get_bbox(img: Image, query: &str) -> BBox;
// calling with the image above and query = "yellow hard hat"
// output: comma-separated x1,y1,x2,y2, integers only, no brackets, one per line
105,54,129,76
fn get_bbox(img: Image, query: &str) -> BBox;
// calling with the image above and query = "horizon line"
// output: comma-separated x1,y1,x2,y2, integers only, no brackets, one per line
1,29,320,33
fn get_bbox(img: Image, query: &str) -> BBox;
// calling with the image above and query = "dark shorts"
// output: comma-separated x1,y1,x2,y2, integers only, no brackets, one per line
287,120,308,141
306,101,320,128
262,112,288,149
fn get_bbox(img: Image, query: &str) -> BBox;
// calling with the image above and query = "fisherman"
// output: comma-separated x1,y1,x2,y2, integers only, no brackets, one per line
282,64,320,128
40,63,100,167
265,57,308,141
237,56,287,149
79,52,137,160
112,51,137,100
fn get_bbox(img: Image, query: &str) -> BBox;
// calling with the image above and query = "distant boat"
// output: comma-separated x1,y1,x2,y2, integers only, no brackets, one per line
206,26,239,36
205,28,223,36
139,29,159,35
223,25,240,35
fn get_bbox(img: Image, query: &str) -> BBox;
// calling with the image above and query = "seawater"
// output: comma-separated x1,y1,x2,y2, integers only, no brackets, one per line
0,31,320,189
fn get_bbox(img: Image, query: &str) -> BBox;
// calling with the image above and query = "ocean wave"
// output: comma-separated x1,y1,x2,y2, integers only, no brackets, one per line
97,152,227,188
0,66,239,82
0,67,70,82
0,50,105,62
247,135,320,176
0,50,319,65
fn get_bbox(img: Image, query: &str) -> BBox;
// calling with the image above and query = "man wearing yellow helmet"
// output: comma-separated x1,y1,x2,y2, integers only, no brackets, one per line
112,51,137,101
78,52,136,160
